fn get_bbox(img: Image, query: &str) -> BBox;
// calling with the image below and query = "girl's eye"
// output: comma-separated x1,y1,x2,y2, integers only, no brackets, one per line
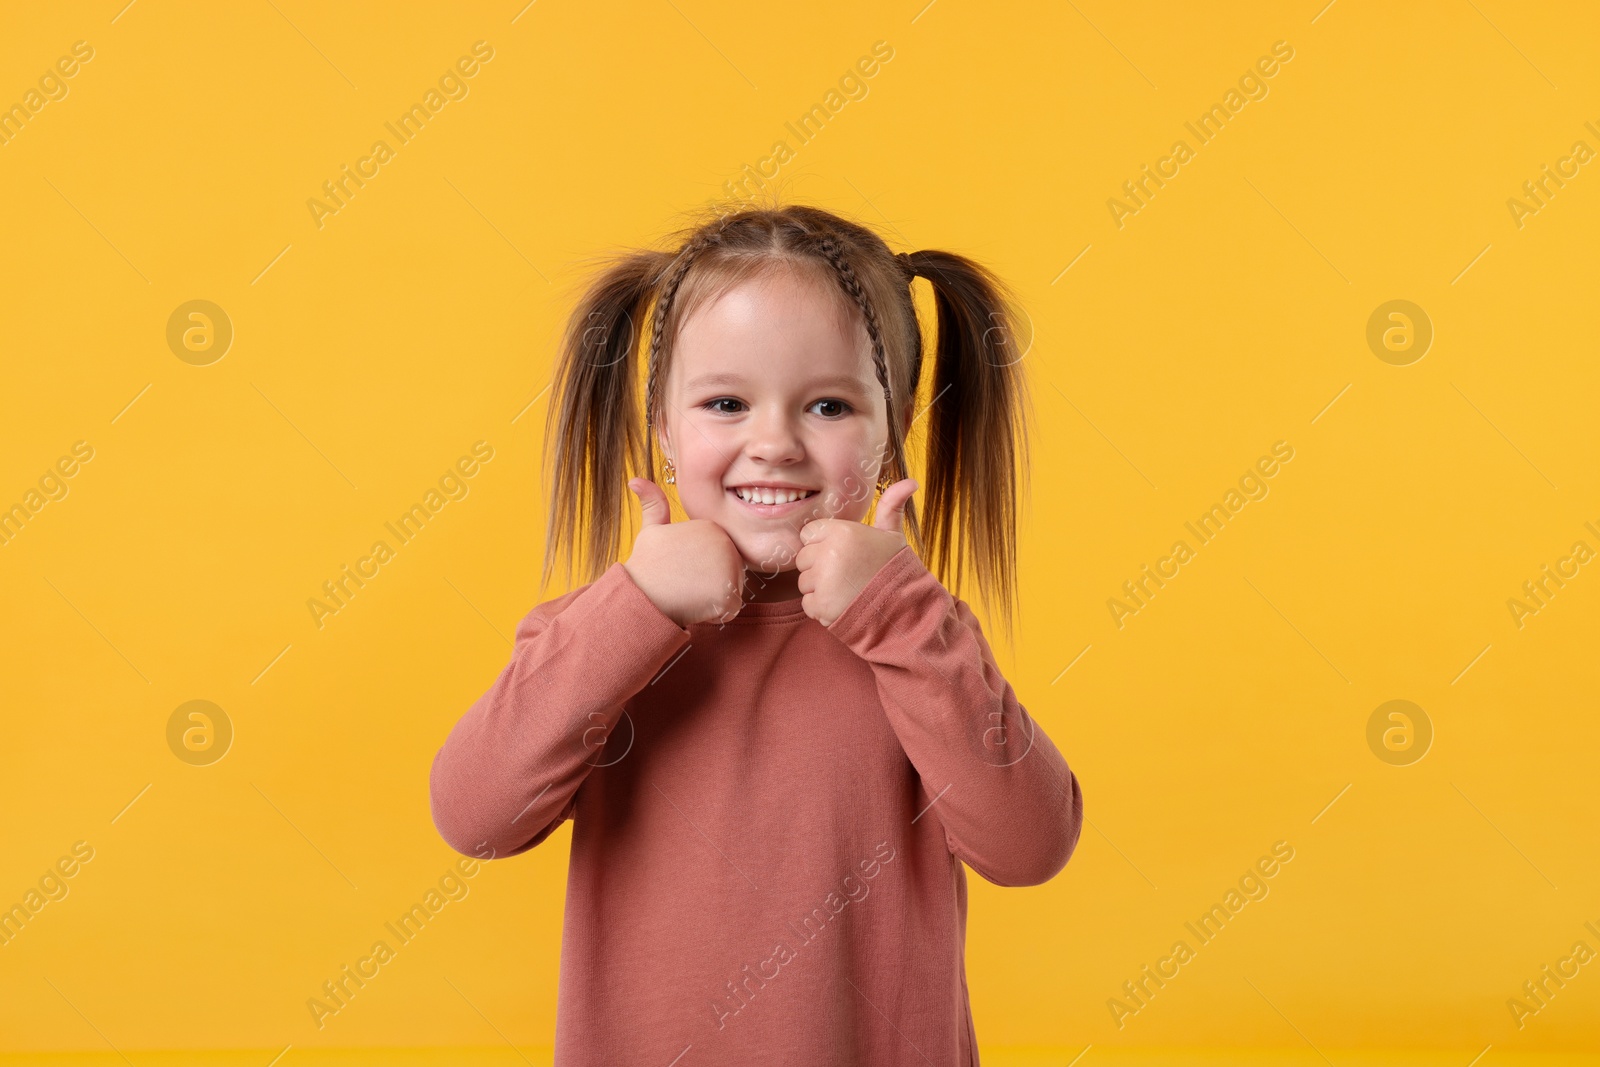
703,398,744,414
810,399,852,418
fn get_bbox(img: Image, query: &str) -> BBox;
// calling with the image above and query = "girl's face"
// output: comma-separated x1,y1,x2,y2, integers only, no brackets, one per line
658,265,906,576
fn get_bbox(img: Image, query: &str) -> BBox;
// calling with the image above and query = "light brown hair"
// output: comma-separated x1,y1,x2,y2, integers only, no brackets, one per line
541,197,1033,636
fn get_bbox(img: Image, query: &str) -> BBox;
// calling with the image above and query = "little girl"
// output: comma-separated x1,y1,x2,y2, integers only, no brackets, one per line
430,202,1083,1065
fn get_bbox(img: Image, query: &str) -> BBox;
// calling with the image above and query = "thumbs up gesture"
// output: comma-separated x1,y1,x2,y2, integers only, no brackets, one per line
623,478,748,628
795,478,919,627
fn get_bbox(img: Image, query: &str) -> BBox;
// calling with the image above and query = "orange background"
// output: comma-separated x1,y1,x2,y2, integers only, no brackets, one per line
1,0,1597,1062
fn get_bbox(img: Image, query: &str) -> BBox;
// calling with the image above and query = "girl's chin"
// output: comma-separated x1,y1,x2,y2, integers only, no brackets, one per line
733,537,801,574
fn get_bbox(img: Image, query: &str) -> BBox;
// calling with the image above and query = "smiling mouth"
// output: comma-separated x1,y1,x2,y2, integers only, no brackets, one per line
727,486,819,515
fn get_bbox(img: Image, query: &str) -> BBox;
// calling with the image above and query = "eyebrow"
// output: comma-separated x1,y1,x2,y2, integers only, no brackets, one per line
684,372,872,395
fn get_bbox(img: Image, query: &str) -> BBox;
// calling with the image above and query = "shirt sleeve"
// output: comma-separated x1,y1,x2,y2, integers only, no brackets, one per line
827,544,1084,887
428,561,692,861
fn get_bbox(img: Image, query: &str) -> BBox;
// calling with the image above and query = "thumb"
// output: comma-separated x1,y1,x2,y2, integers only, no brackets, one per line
872,477,918,534
628,478,673,526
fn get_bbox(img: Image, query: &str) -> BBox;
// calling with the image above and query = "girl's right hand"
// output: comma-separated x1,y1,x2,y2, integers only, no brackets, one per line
623,478,747,627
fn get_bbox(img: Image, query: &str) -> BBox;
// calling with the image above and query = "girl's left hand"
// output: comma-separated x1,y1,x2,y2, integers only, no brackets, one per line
795,478,919,627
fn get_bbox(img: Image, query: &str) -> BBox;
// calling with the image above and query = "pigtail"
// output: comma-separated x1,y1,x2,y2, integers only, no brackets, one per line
903,249,1033,640
540,248,672,600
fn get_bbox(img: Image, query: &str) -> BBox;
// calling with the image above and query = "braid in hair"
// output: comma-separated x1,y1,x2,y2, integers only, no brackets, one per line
643,225,737,474
813,233,900,486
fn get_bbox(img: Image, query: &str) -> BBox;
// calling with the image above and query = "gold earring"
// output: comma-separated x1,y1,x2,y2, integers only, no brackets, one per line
876,474,891,493
663,458,676,484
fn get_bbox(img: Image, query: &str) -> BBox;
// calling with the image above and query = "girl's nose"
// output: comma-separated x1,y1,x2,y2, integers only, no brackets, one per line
746,408,804,465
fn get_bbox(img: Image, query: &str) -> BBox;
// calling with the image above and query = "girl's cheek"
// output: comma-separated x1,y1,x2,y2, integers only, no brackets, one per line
815,490,868,524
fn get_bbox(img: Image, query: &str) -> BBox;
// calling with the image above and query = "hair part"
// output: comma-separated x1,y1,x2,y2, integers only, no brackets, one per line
540,198,1033,638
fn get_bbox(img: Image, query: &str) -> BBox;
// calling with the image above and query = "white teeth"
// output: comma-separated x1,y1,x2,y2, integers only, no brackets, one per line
733,487,814,505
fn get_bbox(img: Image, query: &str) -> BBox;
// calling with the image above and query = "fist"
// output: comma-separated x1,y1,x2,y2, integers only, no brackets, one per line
623,478,746,627
794,478,918,627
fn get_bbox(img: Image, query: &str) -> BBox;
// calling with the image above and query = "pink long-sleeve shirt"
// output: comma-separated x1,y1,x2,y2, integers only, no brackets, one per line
429,544,1083,1065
